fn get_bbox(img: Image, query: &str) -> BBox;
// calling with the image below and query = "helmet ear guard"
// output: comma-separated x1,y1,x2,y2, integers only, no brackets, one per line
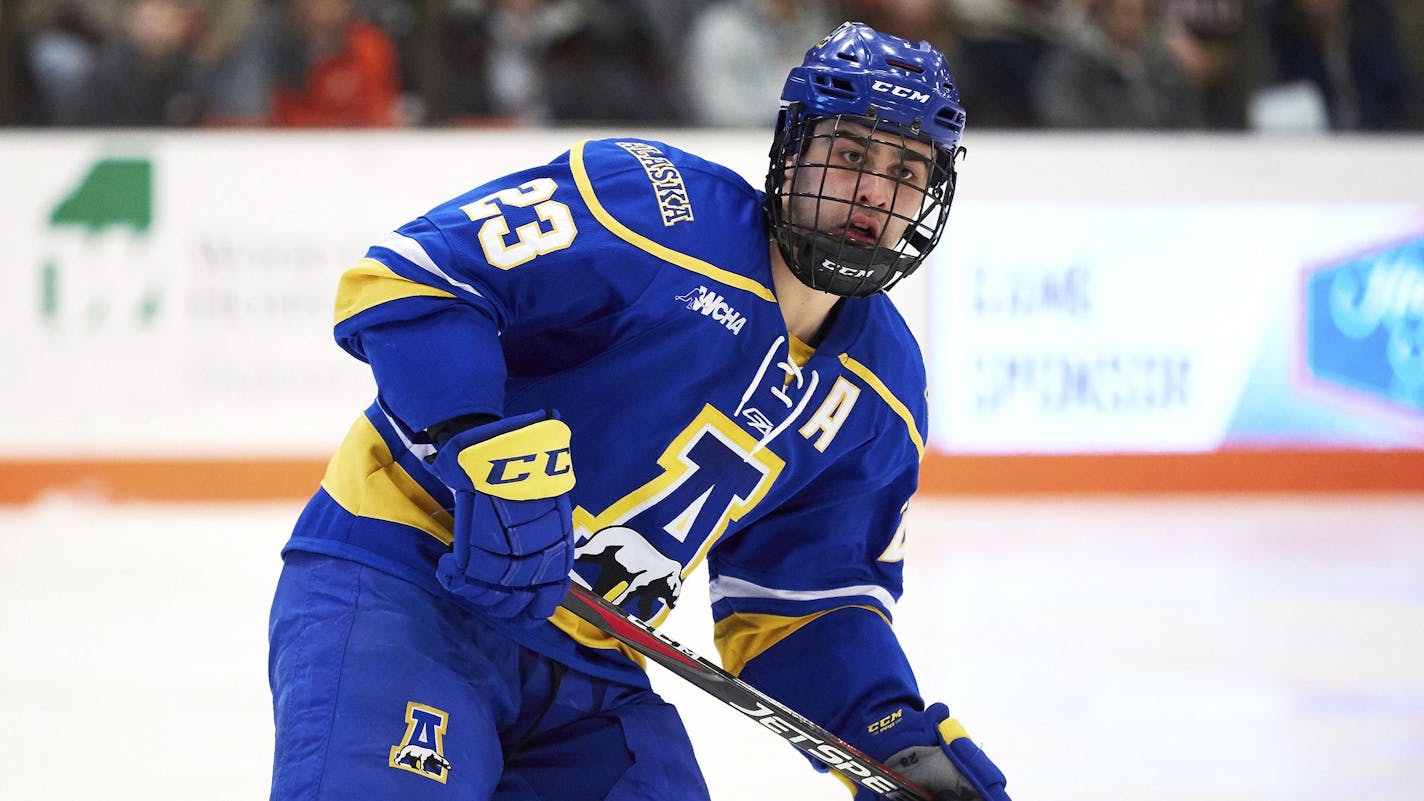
765,22,966,298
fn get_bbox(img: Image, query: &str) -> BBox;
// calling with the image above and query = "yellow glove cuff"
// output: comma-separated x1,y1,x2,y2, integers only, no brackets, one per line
457,419,575,500
937,716,970,744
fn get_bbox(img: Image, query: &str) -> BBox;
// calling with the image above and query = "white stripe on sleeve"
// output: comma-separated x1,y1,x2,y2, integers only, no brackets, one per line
376,232,485,299
708,575,896,614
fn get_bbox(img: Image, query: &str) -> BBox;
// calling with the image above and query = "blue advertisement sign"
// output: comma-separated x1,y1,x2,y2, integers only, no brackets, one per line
1306,236,1424,417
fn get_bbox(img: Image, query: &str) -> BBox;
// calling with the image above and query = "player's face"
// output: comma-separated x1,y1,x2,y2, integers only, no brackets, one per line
787,119,936,250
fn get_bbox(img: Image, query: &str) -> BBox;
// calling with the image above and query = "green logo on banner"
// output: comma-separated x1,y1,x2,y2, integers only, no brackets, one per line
50,159,153,233
43,158,160,327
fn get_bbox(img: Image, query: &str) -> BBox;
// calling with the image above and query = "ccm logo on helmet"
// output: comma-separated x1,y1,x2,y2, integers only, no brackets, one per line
871,80,930,103
823,259,875,279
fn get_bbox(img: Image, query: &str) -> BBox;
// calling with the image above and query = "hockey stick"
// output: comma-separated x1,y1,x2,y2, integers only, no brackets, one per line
560,583,932,801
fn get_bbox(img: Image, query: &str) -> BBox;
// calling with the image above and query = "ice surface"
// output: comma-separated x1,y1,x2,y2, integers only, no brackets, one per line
2,495,1421,800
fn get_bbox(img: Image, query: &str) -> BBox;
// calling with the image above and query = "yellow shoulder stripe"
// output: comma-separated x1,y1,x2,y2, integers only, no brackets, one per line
320,414,455,544
713,605,890,676
569,140,776,303
334,257,458,326
838,354,926,460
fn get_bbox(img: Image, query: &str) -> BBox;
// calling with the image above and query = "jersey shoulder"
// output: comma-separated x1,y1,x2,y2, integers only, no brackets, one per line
850,296,926,386
837,295,928,454
565,138,773,293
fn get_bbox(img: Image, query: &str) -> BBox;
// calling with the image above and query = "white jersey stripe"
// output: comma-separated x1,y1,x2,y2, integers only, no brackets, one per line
709,575,896,614
381,405,436,462
376,232,485,299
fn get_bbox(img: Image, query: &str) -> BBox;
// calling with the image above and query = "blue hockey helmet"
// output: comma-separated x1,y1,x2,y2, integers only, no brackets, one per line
766,22,966,297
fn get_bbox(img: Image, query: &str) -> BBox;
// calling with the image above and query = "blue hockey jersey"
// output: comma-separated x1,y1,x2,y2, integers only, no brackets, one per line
285,137,931,755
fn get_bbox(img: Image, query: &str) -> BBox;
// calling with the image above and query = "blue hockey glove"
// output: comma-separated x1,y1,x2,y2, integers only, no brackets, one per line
859,703,1009,801
430,410,575,625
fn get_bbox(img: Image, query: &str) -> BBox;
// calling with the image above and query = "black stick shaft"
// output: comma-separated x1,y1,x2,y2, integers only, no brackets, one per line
560,583,931,801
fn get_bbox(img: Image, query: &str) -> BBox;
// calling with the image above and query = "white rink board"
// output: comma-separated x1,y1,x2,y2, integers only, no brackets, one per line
3,132,1422,457
2,496,1422,801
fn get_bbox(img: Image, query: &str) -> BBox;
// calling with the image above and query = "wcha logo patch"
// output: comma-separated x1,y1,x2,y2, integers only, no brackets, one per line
676,285,746,335
388,701,453,782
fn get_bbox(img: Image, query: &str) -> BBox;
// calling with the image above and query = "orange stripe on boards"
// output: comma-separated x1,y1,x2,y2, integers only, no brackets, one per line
918,450,1424,494
0,459,327,504
0,450,1421,504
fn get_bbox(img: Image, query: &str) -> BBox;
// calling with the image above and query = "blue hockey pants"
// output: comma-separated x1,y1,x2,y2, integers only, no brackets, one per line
268,552,712,801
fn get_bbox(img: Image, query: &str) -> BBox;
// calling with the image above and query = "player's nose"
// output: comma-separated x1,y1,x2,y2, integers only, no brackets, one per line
854,171,897,210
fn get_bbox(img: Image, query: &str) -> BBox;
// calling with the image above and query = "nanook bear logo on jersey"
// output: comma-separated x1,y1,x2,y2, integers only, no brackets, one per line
677,286,745,335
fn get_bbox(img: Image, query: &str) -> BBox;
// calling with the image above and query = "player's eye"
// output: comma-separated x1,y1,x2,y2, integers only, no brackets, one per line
837,146,866,165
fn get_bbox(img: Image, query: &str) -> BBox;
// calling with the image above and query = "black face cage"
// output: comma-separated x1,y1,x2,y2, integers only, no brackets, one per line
764,110,961,298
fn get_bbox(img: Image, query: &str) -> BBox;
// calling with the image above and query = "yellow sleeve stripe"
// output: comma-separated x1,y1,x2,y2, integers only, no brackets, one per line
334,257,458,326
838,354,926,460
320,414,649,670
320,414,455,545
568,140,777,303
713,605,890,676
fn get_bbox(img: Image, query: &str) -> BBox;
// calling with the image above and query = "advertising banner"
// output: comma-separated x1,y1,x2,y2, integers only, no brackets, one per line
929,203,1424,453
2,131,1419,497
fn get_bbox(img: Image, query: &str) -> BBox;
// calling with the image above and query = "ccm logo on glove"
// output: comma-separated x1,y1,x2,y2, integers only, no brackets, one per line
458,419,574,499
859,702,1010,801
867,709,903,734
429,410,577,624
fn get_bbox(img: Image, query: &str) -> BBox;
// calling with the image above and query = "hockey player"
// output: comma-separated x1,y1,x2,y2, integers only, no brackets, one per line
268,21,1010,801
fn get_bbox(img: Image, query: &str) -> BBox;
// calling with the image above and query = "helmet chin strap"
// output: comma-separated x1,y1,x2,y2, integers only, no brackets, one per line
783,230,917,298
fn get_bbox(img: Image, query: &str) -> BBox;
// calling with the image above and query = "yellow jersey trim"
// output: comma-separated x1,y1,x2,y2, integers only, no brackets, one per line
321,415,647,667
713,605,890,677
568,140,777,303
548,607,647,668
334,257,458,326
838,354,926,460
786,334,814,369
320,414,455,545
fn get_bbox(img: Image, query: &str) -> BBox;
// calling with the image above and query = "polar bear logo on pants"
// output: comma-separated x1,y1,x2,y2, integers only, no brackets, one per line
392,744,452,776
575,526,683,618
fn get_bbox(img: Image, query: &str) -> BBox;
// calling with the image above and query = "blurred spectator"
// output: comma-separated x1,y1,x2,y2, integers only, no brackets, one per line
1035,0,1197,128
1393,0,1424,126
20,1,107,124
1161,0,1263,129
539,0,686,124
842,0,957,49
436,0,681,126
198,0,275,124
684,0,836,127
481,0,575,123
4,0,1419,131
431,0,501,122
74,0,210,126
270,0,402,126
949,0,1065,127
1256,0,1412,131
